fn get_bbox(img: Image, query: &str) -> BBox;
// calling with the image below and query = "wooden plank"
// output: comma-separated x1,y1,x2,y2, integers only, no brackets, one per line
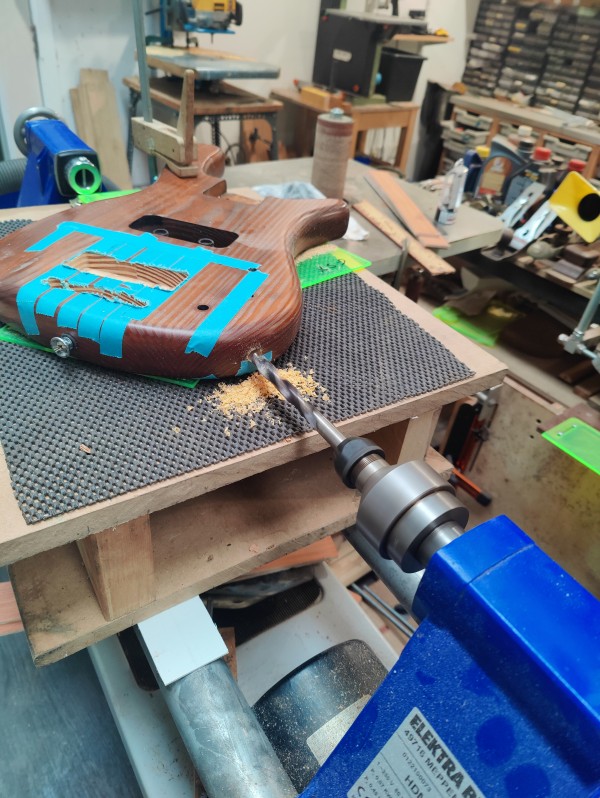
365,169,449,249
460,378,600,599
76,516,155,620
75,69,132,189
0,582,23,636
353,200,455,276
574,372,600,399
123,75,283,117
558,359,596,385
249,536,339,575
0,268,506,568
396,411,441,463
70,87,95,149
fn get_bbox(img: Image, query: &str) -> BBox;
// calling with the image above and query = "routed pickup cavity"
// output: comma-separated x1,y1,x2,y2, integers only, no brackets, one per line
130,215,239,248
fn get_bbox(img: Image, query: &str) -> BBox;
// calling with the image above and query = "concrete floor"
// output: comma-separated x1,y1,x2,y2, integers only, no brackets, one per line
0,569,141,798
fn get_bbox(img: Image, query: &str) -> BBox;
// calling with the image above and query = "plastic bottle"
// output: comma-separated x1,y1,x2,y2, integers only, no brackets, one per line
555,158,587,189
435,159,468,225
464,145,489,195
503,146,552,206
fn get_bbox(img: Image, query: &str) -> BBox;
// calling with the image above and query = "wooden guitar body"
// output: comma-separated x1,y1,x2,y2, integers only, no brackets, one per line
0,145,349,378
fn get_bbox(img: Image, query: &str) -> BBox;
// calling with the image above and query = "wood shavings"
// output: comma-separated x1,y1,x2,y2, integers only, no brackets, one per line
172,426,181,434
249,544,259,554
224,427,231,438
210,366,327,421
79,443,92,455
186,405,194,412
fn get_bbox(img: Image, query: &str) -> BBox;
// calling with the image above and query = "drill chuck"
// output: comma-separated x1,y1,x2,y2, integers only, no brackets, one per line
355,458,468,572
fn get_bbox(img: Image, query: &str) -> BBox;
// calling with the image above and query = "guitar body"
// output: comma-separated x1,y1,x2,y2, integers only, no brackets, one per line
0,145,349,378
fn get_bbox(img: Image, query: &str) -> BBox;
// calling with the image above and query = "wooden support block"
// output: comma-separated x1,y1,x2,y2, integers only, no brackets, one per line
77,516,155,620
370,412,440,464
250,536,339,575
132,117,189,163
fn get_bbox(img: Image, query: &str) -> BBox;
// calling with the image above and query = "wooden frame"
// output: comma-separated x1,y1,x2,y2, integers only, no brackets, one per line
0,225,506,664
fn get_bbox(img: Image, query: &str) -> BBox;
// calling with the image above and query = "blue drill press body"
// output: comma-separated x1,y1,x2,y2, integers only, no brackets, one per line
304,516,600,798
18,119,101,207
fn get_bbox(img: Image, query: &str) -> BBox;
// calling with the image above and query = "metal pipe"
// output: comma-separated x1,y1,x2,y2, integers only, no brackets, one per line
360,583,416,638
573,276,600,340
351,583,414,638
161,658,297,798
345,525,423,616
132,0,158,180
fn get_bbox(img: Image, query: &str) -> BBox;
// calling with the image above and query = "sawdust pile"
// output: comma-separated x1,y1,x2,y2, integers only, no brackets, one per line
210,365,328,420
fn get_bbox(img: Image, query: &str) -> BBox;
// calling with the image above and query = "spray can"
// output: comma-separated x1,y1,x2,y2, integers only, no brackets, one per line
311,107,354,199
435,159,468,225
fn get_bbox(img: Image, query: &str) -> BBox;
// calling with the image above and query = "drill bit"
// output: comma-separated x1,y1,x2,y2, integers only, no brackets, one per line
251,353,345,449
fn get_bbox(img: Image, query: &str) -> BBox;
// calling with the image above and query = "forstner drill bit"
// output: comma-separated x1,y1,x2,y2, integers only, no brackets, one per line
250,353,345,449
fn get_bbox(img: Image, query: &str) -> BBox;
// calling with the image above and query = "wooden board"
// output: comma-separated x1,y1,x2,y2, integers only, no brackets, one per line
0,143,348,379
9,445,448,666
353,200,455,276
123,76,283,117
365,169,449,250
71,69,132,190
462,377,600,599
0,582,22,636
0,268,506,568
144,45,279,81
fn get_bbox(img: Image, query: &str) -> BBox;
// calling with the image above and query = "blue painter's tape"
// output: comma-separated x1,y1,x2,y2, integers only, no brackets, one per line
235,350,273,376
35,288,73,317
56,293,100,329
98,286,158,357
16,264,75,334
26,221,101,252
16,284,44,335
185,271,268,358
77,299,117,343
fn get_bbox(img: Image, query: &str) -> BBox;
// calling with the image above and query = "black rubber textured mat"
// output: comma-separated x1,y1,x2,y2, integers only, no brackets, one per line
0,224,472,523
0,219,32,237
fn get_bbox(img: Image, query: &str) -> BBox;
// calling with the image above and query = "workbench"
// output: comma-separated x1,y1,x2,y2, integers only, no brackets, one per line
224,157,504,271
271,87,419,172
0,183,505,668
124,75,282,158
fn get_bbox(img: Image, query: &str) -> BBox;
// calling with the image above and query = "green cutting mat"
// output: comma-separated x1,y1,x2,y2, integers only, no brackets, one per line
296,247,370,289
542,417,600,476
433,301,522,347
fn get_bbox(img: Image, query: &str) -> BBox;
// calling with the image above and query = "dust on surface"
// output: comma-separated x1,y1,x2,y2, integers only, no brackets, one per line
209,365,328,421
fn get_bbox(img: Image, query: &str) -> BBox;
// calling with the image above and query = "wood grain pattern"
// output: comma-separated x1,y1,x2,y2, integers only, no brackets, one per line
10,445,451,665
76,515,154,620
0,144,348,378
365,169,448,250
353,200,455,276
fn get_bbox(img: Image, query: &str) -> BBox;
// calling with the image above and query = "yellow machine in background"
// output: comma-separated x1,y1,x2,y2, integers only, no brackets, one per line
170,0,243,34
